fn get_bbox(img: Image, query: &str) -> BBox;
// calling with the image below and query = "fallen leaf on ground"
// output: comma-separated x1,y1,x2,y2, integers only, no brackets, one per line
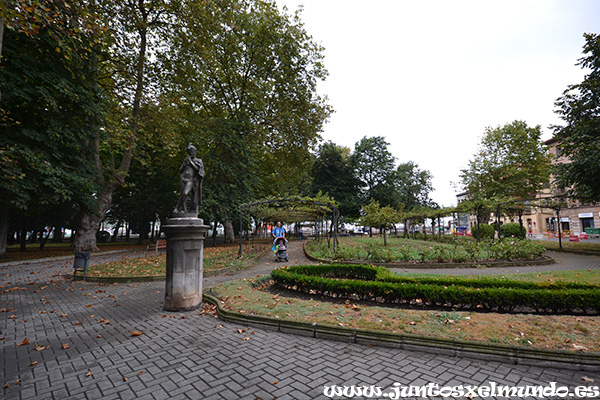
130,330,145,336
85,371,93,377
34,343,49,351
29,361,38,366
582,376,595,383
61,344,70,350
17,338,30,346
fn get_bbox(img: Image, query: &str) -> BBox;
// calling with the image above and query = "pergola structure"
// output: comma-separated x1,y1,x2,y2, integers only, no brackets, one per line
238,197,339,257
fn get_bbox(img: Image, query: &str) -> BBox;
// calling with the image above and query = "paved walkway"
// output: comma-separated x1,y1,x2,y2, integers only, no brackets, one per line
1,243,599,400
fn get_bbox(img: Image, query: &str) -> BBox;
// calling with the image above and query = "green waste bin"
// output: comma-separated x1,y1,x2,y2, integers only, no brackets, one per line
585,228,600,235
73,252,91,281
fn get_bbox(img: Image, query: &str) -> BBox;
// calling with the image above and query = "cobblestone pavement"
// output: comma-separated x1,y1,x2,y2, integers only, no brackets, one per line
1,244,600,400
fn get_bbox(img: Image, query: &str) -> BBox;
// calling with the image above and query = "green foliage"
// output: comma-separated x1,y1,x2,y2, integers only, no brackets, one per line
351,136,396,206
553,33,600,199
460,121,551,201
470,224,495,240
0,0,104,211
306,236,546,263
359,200,402,246
394,162,434,211
311,142,362,219
499,223,526,239
271,264,600,313
166,0,332,200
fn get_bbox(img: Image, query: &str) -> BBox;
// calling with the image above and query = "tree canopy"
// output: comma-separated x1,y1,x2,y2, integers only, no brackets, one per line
351,136,396,206
311,141,361,219
459,120,551,202
553,33,600,200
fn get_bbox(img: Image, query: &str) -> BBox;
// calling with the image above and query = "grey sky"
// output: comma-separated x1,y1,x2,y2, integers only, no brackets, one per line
275,0,600,206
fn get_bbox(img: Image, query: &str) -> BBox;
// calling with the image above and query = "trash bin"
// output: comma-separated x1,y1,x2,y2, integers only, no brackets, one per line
73,252,91,281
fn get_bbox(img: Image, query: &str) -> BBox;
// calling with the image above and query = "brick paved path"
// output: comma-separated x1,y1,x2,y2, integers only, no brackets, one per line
2,244,599,400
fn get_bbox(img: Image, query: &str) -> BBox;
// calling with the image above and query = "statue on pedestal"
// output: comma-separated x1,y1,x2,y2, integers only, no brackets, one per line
174,144,204,214
164,143,209,311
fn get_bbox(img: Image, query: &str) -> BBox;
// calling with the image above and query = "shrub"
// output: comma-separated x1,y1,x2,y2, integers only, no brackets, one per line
500,222,526,239
471,224,495,240
271,264,600,314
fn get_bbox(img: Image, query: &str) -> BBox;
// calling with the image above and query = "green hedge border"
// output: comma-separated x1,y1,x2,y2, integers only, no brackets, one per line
203,293,600,372
271,264,600,314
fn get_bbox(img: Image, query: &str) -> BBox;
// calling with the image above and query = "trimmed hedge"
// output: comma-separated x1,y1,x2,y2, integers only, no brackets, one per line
500,223,527,239
271,264,600,314
471,224,495,240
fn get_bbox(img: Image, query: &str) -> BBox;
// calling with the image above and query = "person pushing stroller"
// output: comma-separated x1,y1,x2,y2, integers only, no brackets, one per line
271,222,288,262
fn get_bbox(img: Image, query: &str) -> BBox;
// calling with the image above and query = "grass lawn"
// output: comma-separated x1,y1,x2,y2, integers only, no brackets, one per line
212,268,600,352
84,244,266,278
394,269,600,286
537,240,600,254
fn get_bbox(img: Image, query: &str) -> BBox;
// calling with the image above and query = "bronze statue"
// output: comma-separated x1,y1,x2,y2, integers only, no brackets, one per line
174,144,204,214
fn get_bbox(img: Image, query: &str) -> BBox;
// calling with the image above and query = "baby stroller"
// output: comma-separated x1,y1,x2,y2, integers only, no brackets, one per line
272,236,288,262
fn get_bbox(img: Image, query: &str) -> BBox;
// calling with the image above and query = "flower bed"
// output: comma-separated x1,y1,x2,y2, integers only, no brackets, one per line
307,236,546,263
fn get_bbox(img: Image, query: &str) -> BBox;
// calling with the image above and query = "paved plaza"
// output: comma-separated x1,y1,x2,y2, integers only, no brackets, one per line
1,244,600,399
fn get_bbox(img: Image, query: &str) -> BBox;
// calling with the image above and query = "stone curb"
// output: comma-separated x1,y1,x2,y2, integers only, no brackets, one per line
203,293,600,372
303,241,555,269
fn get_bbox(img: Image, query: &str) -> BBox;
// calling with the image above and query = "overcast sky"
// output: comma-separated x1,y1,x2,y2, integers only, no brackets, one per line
275,0,599,207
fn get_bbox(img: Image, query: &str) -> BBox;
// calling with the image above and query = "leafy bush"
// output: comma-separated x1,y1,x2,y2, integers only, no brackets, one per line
471,224,495,240
271,264,600,314
500,222,526,239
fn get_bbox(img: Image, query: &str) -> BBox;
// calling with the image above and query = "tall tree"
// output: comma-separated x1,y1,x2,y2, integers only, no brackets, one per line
0,0,104,256
351,136,396,206
165,0,332,240
393,161,433,211
311,142,361,219
459,120,551,201
71,0,173,251
553,33,600,199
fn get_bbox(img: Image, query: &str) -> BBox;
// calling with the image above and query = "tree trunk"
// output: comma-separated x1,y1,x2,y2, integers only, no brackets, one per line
212,220,218,247
112,219,122,242
0,203,8,257
72,187,115,252
52,225,63,243
19,229,27,252
39,227,52,250
224,220,235,244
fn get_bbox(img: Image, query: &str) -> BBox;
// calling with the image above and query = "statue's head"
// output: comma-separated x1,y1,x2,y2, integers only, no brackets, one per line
186,143,197,156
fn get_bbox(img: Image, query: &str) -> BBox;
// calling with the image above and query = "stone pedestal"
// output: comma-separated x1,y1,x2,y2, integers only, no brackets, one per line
162,215,209,311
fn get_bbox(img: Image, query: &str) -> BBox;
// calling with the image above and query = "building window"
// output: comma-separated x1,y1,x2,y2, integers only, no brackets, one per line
581,218,595,231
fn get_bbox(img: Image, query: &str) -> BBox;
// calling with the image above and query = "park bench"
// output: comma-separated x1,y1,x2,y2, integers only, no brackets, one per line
147,239,167,255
